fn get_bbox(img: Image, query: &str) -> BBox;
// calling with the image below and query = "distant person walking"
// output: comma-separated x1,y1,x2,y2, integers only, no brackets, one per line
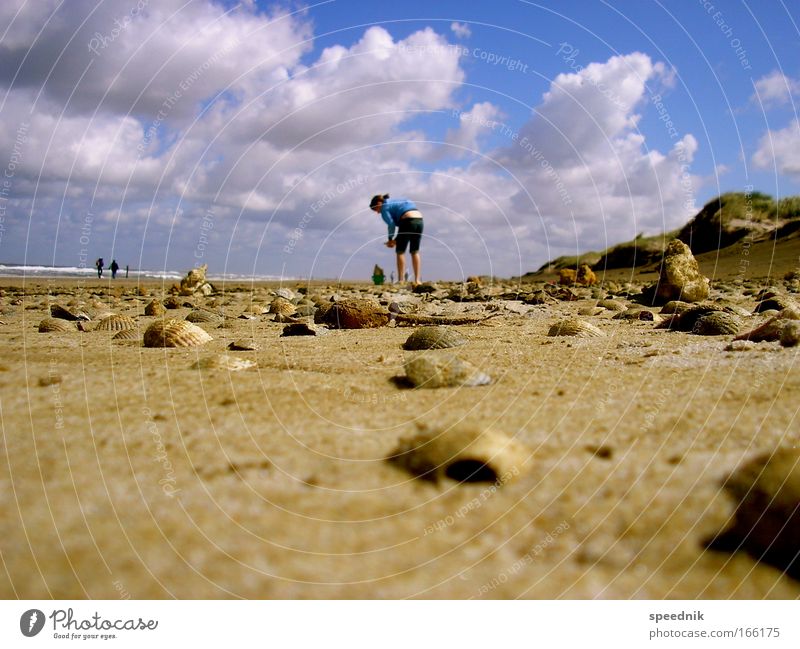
95,258,104,278
370,194,424,286
110,259,120,279
125,265,129,278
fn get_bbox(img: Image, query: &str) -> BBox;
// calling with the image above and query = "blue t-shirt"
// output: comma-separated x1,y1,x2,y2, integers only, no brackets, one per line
380,198,417,239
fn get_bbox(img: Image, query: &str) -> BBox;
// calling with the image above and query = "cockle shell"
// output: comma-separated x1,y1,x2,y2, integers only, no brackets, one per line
388,424,529,484
190,354,256,371
94,314,137,331
705,448,800,578
402,326,467,350
112,328,140,341
547,318,603,338
268,297,296,316
144,300,166,316
404,353,490,388
185,309,220,324
38,317,75,333
143,319,213,348
691,311,741,336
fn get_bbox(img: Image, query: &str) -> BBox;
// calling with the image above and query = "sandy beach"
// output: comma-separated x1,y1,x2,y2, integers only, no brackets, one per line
0,255,798,600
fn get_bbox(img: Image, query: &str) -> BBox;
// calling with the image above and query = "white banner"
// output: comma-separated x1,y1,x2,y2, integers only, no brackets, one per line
1,600,797,648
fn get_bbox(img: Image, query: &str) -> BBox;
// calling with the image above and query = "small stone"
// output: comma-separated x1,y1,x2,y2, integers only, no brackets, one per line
228,339,259,351
281,323,327,336
780,321,800,347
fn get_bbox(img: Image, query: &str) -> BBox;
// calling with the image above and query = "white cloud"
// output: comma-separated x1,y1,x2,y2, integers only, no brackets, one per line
450,22,472,39
753,119,800,178
752,71,800,107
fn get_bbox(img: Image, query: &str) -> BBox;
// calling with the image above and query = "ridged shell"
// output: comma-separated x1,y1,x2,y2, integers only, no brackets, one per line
143,318,213,348
185,309,220,323
404,353,491,388
112,328,141,341
597,299,627,312
692,311,741,336
705,448,800,578
268,297,296,316
659,300,692,315
754,296,796,313
403,326,467,350
190,354,256,371
144,300,166,316
38,317,75,333
95,314,137,331
547,318,603,338
388,424,529,483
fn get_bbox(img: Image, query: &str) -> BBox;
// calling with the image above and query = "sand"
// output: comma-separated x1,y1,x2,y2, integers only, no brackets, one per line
1,269,799,599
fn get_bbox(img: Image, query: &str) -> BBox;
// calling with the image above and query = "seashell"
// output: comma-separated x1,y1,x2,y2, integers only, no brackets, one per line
143,318,213,348
185,309,220,324
281,323,327,336
404,353,491,388
612,308,655,321
228,339,259,351
402,326,467,351
190,354,256,371
704,448,800,578
388,424,529,483
597,299,626,312
273,288,295,300
268,297,296,316
577,307,604,316
112,328,141,341
667,304,725,332
318,299,389,329
691,311,741,336
780,321,800,347
38,317,75,333
94,314,137,331
242,304,267,316
274,313,305,323
734,317,787,342
754,296,795,313
547,318,603,338
144,300,166,316
50,304,89,321
659,300,691,315
163,296,183,309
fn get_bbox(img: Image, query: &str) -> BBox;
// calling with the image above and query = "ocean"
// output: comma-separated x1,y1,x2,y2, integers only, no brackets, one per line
0,264,292,282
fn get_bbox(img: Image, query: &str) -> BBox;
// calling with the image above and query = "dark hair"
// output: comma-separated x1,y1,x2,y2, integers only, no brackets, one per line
369,194,389,209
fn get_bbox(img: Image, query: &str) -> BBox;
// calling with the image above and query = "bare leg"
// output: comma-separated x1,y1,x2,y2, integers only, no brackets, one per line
411,252,421,285
396,253,405,284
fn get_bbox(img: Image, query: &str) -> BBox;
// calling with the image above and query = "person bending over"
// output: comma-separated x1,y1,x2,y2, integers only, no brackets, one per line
370,193,424,286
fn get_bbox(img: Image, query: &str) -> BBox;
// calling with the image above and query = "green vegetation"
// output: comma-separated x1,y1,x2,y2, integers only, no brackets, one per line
531,191,800,274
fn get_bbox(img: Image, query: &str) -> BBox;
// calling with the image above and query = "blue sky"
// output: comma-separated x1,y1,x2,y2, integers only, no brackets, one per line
0,0,798,279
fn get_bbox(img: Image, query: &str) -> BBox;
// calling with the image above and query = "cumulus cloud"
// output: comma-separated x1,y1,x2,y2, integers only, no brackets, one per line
753,119,800,179
752,70,800,107
450,22,472,39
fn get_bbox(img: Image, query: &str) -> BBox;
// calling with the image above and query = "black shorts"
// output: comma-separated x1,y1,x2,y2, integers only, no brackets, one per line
395,218,423,254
